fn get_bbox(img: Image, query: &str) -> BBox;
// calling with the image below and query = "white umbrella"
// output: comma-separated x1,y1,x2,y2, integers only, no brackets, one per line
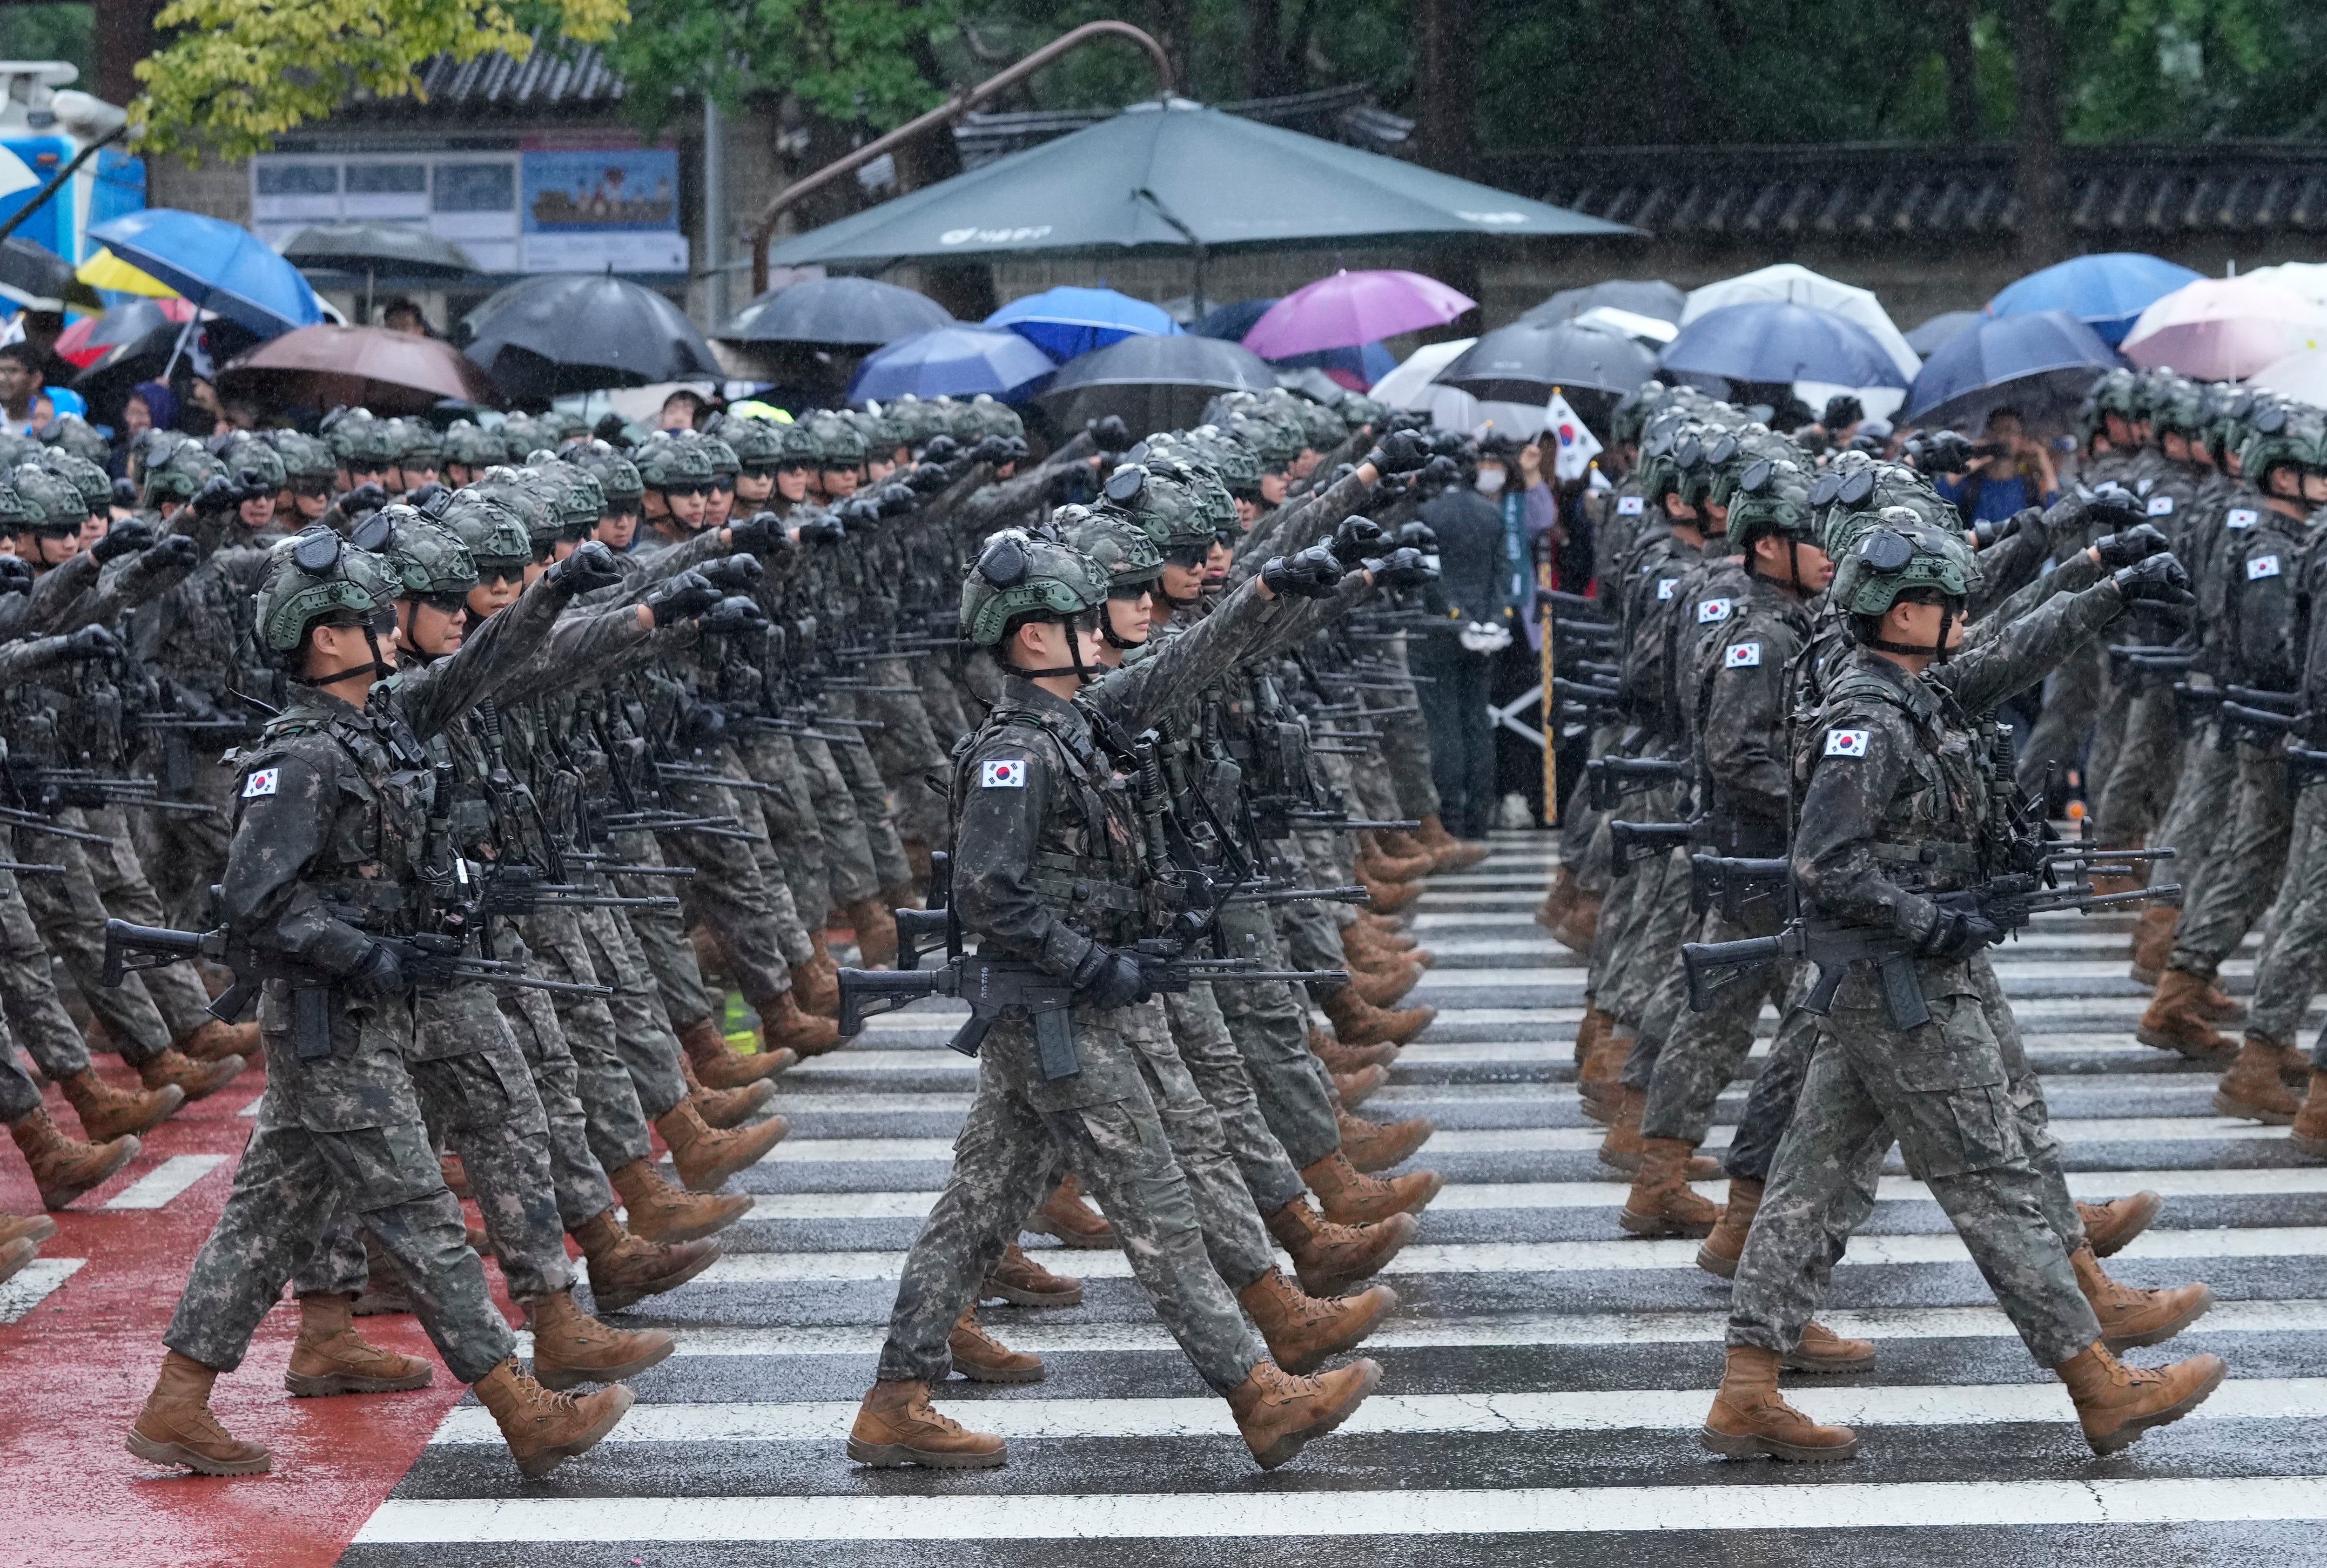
1369,337,1474,409
2246,346,2327,406
2238,262,2327,312
1680,262,1920,381
2121,276,2327,381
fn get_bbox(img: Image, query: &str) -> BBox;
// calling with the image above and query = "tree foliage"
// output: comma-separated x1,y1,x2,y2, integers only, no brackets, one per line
604,0,952,135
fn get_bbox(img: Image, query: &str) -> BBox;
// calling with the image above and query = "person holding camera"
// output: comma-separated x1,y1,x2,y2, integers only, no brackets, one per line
1931,408,2061,526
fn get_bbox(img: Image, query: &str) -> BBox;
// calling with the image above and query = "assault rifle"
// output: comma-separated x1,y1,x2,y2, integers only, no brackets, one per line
1586,756,1687,812
1609,819,1695,874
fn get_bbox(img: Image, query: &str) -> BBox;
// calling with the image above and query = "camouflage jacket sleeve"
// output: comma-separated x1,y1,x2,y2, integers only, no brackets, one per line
45,543,203,635
1086,578,1310,734
605,527,735,608
0,633,75,684
504,601,664,702
19,552,98,635
918,460,997,538
952,721,1092,977
1967,542,2104,644
1793,700,1936,937
215,738,377,976
1233,467,1376,574
1965,508,2051,618
391,571,575,740
1699,607,1801,831
1940,575,2126,715
952,457,1082,540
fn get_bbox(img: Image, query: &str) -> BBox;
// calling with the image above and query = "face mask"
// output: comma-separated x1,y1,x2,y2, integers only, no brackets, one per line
1474,467,1507,495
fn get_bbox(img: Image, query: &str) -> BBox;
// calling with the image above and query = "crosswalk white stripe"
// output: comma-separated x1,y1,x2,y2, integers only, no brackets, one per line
695,1224,2327,1285
100,1153,228,1210
354,1476,2327,1544
0,1257,84,1324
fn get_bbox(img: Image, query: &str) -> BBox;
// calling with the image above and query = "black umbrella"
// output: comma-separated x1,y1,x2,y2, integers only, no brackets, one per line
0,238,96,313
1434,319,1658,402
1038,333,1277,433
716,275,952,346
461,274,720,405
283,221,480,323
72,315,263,424
1520,279,1685,327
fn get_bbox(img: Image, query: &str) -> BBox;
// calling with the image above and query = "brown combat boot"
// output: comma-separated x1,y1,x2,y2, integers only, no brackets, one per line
653,1099,787,1191
573,1209,719,1312
844,896,900,969
2135,969,2230,1058
1264,1196,1416,1295
2079,1191,2161,1258
139,1046,244,1102
0,1234,35,1287
0,1210,58,1247
678,1014,795,1090
847,1378,1006,1468
1336,1106,1433,1173
174,1017,258,1064
2056,1340,2226,1455
2197,983,2246,1022
609,1156,753,1243
2295,1070,2327,1158
1303,1150,1441,1224
1784,1320,1876,1373
1578,1014,1628,1122
1599,1086,1647,1172
10,1108,137,1209
1225,1355,1382,1470
1699,1177,1762,1279
1699,1343,1859,1461
1414,812,1490,869
127,1351,273,1475
1322,988,1433,1049
2216,1034,2302,1124
525,1287,676,1391
2127,903,2177,984
472,1355,636,1477
1358,832,1435,884
1359,874,1424,915
982,1242,1082,1307
790,933,841,1018
1548,888,1602,954
59,1068,182,1142
1357,913,1417,950
1350,959,1422,1009
678,1052,777,1129
1309,1027,1397,1074
948,1308,1044,1383
1239,1267,1398,1374
1022,1173,1116,1249
283,1292,434,1396
755,990,843,1058
1333,1065,1389,1108
2071,1246,2214,1349
1620,1137,1720,1238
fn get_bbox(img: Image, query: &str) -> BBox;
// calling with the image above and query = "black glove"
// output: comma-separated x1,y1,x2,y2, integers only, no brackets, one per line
875,482,918,517
919,435,960,465
0,555,30,595
698,553,764,592
189,474,242,518
1087,415,1131,453
544,538,621,594
111,478,138,511
1917,897,2002,961
1070,943,1148,1010
1364,545,1437,589
1396,520,1439,552
344,941,410,999
2112,552,2194,606
1421,453,1462,486
968,435,1014,466
699,594,767,633
903,463,952,493
91,518,155,562
2084,481,2145,528
1366,429,1431,475
403,482,448,514
840,496,883,529
1003,436,1029,464
2093,522,2172,570
149,534,202,573
1971,511,2028,549
725,511,791,556
1327,514,1390,568
64,623,121,660
798,513,847,546
1904,430,1975,474
337,482,388,518
1260,544,1344,599
645,568,721,627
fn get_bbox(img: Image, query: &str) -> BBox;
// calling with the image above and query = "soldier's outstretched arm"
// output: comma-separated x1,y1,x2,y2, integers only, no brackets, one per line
391,559,600,740
1086,575,1329,733
17,549,97,635
1968,541,2103,643
1942,574,2127,715
1232,462,1379,572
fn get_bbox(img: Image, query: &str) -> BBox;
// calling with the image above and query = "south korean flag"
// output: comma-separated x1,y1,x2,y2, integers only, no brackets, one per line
1824,728,1870,758
1696,597,1733,624
980,759,1027,789
242,767,280,799
1724,641,1762,668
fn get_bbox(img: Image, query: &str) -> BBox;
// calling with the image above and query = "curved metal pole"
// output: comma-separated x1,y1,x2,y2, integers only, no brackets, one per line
747,20,1174,296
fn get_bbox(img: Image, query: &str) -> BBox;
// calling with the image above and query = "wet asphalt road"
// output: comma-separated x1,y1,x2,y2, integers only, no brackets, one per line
338,833,2327,1566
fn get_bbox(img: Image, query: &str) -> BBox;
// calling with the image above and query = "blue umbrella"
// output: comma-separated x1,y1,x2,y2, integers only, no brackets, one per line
1903,309,2123,432
1265,341,1399,389
1659,301,1910,390
87,209,324,338
1985,253,2204,347
847,324,1056,403
1190,297,1278,341
987,286,1181,363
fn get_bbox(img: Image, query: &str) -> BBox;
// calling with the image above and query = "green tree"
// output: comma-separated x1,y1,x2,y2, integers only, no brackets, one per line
604,0,955,135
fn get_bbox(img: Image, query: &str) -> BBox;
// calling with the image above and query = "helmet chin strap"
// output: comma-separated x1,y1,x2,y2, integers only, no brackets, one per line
300,624,397,688
1012,613,1102,684
1099,600,1148,651
1868,602,1958,663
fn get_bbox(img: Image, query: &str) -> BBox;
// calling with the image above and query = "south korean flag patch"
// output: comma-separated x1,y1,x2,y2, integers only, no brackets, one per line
242,767,280,799
1824,728,1870,758
1655,578,1679,600
2147,495,2175,516
1616,495,1645,516
2248,554,2282,581
980,759,1027,789
1696,597,1732,624
1725,641,1762,668
2227,507,2260,530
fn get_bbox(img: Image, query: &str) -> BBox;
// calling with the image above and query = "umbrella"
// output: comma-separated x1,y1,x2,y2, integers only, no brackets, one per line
1243,269,1474,358
1680,264,1920,382
2246,262,2327,311
1660,302,1912,391
1265,341,1399,391
87,209,325,338
0,238,96,314
846,324,1056,402
1902,309,2122,434
1371,339,1474,410
1905,310,1983,357
2247,346,2327,406
719,275,953,347
1984,253,2204,347
768,101,1630,269
1521,279,1685,327
73,316,263,423
220,324,501,416
279,222,480,279
1039,333,1277,433
462,273,720,405
988,286,1180,362
1434,319,1658,403
76,247,174,298
1189,297,1278,341
55,297,196,367
2120,276,2327,381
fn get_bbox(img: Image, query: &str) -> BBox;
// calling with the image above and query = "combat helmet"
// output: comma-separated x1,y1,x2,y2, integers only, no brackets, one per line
37,412,108,466
442,420,510,473
6,462,73,536
438,487,535,582
807,411,868,469
268,429,338,486
719,414,788,475
253,525,399,667
632,431,716,493
1724,456,1819,581
35,447,111,517
959,529,1112,669
365,505,478,599
1827,505,1977,658
207,429,288,495
1097,462,1215,559
774,418,825,468
2237,402,2327,498
141,440,222,510
570,441,644,512
525,455,606,542
1610,381,1670,449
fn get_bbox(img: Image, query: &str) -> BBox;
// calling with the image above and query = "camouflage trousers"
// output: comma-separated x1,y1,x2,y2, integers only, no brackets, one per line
2168,741,2292,976
1214,900,1342,1171
863,654,952,855
875,1002,1266,1392
663,752,813,1000
2092,685,2185,851
823,713,913,895
1560,724,1624,899
0,857,90,1085
2016,639,2105,797
916,649,974,750
15,816,177,1065
1604,844,1695,1032
1638,904,1802,1147
792,732,881,907
81,806,222,1043
1583,772,1685,1003
2151,719,2237,903
1264,835,1350,1008
0,1034,42,1123
520,905,681,1174
734,728,834,933
1724,1004,1819,1184
2243,782,2327,1047
125,747,236,931
2083,659,2132,809
609,828,717,1033
1164,980,1309,1214
1728,957,2099,1368
1367,636,1442,823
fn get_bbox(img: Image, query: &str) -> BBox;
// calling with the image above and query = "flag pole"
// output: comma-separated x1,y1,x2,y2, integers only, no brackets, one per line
1540,387,1559,828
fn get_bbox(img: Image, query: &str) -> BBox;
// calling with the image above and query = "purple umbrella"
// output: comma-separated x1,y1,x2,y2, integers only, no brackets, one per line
1242,269,1475,358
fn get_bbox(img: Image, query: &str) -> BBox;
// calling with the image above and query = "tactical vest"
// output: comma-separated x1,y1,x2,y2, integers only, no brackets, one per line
232,700,437,934
954,696,1149,942
1798,662,1993,893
